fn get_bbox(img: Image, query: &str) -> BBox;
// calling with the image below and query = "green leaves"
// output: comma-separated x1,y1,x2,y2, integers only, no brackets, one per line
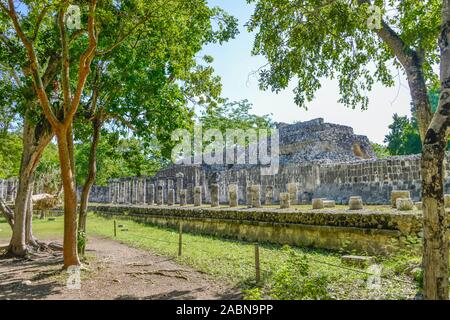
247,0,441,111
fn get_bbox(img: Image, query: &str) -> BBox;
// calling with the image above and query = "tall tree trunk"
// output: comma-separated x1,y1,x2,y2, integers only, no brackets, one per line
79,117,102,233
56,128,80,268
9,115,52,256
421,0,450,300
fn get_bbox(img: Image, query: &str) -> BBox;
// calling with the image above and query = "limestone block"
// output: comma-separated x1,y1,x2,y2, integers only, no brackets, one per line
323,200,336,208
396,198,414,211
280,193,290,209
341,255,375,268
228,184,238,207
251,185,261,208
167,189,175,206
179,189,187,206
246,185,252,207
211,184,219,207
348,196,363,210
312,198,324,210
287,183,298,205
194,186,202,207
157,186,164,205
265,186,273,205
445,194,450,208
391,190,411,208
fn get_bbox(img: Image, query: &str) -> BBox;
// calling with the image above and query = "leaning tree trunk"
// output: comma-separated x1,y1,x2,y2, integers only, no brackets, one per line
421,0,450,300
56,127,80,268
79,117,102,233
9,116,52,256
0,198,14,229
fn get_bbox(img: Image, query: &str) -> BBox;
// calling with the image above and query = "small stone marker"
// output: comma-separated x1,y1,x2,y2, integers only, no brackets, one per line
415,201,423,210
312,198,324,209
265,186,273,205
179,189,187,206
167,189,175,206
228,184,238,207
211,184,219,207
445,194,450,208
194,186,202,207
280,193,290,209
391,190,411,208
157,186,163,205
251,185,261,208
341,255,375,268
287,183,298,205
246,185,252,208
348,196,363,210
396,198,414,211
323,200,336,208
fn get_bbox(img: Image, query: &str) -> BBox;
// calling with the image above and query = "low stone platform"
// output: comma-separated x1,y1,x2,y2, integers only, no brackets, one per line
89,204,430,255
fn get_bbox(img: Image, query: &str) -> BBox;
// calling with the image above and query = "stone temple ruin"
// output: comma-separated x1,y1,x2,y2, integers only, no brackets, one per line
81,118,449,206
1,118,449,207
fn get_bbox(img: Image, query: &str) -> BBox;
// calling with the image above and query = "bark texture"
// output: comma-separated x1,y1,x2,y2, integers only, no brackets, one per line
421,0,450,300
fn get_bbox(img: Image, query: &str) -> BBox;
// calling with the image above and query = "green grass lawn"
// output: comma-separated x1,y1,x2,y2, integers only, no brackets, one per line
0,213,425,299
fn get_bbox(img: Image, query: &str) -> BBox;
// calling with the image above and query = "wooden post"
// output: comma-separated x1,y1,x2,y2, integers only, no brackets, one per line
255,243,260,284
178,222,183,256
114,220,117,237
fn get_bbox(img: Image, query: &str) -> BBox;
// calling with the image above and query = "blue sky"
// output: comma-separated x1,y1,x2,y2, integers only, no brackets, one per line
202,0,413,144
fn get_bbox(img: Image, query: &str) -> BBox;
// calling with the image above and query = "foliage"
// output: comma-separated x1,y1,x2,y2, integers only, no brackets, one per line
247,0,441,110
267,246,331,300
0,132,22,179
199,99,274,132
384,114,422,156
371,142,390,158
75,133,167,186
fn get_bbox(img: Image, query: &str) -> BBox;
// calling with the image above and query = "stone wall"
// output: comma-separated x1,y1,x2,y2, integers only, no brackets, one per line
90,204,427,254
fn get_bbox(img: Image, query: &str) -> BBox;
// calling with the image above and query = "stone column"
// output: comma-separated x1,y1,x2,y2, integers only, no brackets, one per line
287,183,298,205
251,185,261,208
194,186,202,207
265,186,273,205
157,183,164,205
210,184,219,207
180,189,187,206
176,173,184,204
228,184,238,207
168,189,175,206
280,192,290,209
246,185,252,208
147,183,155,205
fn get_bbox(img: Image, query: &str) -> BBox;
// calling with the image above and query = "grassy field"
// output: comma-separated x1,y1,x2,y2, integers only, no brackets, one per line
0,213,426,299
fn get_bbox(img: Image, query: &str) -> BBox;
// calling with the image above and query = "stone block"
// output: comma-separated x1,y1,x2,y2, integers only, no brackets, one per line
348,196,363,210
211,184,219,207
341,255,375,268
167,189,175,206
280,193,290,209
391,190,411,208
228,184,238,207
312,198,324,210
194,186,202,207
251,185,261,208
179,189,187,206
445,194,450,208
323,200,336,208
265,186,273,205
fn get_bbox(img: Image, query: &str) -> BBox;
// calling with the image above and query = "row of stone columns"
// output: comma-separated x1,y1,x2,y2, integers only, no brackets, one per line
108,177,307,208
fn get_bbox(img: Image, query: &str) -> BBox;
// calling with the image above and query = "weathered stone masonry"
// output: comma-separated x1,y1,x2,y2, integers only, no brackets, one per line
100,119,450,205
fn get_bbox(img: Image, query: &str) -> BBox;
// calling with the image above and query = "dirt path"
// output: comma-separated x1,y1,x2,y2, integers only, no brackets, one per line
0,236,239,300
